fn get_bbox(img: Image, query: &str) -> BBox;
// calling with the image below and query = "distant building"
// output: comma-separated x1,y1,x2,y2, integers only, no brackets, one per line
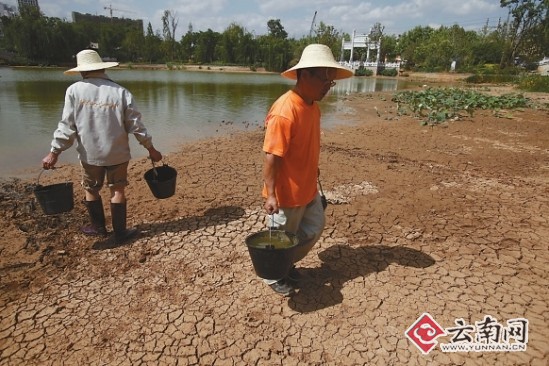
0,2,16,40
72,11,143,34
17,0,39,12
0,2,17,17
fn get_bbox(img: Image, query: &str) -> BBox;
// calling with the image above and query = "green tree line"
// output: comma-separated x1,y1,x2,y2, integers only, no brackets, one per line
1,1,547,73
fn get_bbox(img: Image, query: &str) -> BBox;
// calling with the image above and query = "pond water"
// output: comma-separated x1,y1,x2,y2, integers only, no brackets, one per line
0,67,409,177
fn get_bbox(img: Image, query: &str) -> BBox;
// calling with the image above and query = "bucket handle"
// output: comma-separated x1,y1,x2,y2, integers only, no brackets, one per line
318,170,328,210
150,159,159,178
150,157,173,177
317,175,325,196
36,167,58,186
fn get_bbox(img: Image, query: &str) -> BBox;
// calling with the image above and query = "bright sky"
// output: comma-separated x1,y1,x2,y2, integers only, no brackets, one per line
4,0,510,39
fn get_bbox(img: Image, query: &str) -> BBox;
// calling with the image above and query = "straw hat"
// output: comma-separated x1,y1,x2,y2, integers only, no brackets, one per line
64,49,119,75
281,44,353,80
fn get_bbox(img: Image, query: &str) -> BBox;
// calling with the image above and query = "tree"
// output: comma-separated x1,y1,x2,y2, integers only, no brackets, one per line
1,6,80,65
463,20,506,66
71,19,101,51
267,19,287,39
122,28,145,62
7,5,44,63
180,23,197,63
42,17,80,64
421,27,459,70
259,19,292,72
369,22,384,42
314,21,341,59
380,34,399,63
162,10,179,61
144,22,162,63
500,0,548,66
218,23,247,64
194,29,220,64
397,26,435,69
100,24,125,59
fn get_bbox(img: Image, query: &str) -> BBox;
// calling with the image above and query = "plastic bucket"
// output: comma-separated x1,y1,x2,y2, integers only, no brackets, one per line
34,182,74,215
245,230,299,280
144,164,177,199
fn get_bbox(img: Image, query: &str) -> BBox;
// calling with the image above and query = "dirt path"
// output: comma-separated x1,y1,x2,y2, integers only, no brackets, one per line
0,84,548,365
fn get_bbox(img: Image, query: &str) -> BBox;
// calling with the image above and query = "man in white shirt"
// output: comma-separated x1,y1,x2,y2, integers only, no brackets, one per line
42,49,162,245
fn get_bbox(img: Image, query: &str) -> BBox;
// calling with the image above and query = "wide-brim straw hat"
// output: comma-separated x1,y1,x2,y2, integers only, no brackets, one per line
64,49,119,75
281,44,353,80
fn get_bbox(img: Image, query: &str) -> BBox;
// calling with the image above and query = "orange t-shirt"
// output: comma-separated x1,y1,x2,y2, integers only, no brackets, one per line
262,90,320,207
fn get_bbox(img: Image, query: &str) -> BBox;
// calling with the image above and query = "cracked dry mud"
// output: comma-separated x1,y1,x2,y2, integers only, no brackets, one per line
0,85,548,365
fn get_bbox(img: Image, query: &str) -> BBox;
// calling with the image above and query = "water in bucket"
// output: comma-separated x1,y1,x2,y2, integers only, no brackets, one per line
245,230,298,280
246,230,296,249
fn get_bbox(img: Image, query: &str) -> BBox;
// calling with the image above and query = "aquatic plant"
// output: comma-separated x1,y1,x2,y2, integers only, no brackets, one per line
392,87,531,125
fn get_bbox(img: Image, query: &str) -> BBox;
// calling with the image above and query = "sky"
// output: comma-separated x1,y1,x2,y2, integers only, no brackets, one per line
3,0,511,39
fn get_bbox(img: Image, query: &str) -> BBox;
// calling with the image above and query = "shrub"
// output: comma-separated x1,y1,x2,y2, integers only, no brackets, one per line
517,74,549,92
476,64,500,75
355,67,373,77
465,74,519,84
380,68,398,77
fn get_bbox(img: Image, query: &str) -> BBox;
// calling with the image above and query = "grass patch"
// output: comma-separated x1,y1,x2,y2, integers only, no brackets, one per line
465,74,519,84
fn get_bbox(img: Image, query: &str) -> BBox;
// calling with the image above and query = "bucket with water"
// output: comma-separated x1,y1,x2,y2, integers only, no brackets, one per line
144,162,177,199
245,230,299,280
33,169,74,215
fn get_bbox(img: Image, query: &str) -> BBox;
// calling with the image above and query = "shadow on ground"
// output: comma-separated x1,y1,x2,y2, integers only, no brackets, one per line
91,205,247,250
289,244,436,313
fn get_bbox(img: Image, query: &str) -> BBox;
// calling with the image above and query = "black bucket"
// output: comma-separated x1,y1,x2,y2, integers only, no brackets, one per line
34,182,74,215
144,164,177,199
245,230,299,280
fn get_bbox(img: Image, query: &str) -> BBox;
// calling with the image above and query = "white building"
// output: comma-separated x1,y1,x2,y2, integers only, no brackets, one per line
340,30,401,75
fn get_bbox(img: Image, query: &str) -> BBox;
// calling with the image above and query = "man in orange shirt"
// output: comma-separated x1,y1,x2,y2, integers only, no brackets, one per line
262,44,353,296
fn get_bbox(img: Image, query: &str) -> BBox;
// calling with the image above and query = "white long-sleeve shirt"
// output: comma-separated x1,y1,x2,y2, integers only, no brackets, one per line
50,72,153,166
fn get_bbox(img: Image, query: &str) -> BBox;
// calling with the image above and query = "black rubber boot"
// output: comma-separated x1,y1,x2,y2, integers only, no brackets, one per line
111,202,138,244
81,200,108,236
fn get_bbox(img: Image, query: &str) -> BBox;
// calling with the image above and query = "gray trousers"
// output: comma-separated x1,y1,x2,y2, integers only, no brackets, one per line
263,193,326,283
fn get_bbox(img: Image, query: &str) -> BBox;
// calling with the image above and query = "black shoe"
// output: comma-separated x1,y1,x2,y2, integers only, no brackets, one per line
268,279,295,296
82,200,107,236
287,266,302,282
80,225,108,237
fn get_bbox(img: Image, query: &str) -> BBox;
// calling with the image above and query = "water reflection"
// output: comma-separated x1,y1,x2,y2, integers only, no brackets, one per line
331,77,402,94
0,67,406,177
